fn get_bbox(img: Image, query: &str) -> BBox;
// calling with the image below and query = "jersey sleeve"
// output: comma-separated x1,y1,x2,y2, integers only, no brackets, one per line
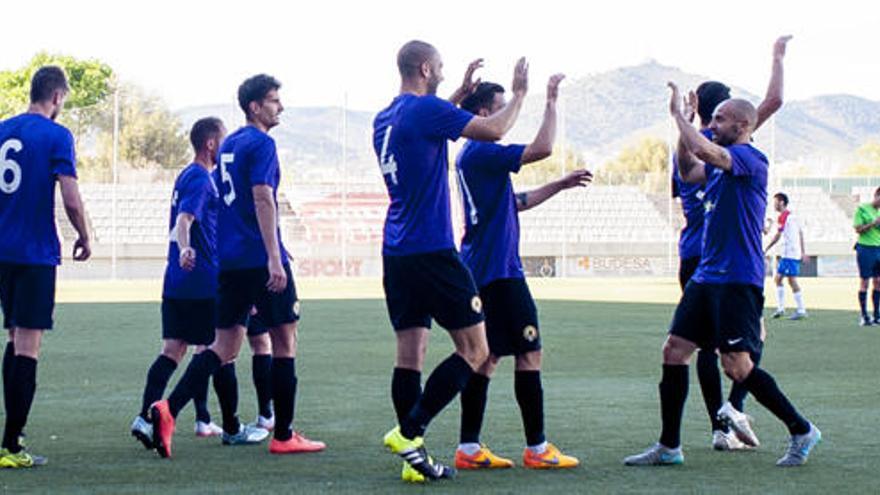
728,145,761,177
854,206,869,227
415,96,474,142
177,173,210,221
51,127,77,178
777,212,788,233
248,136,280,186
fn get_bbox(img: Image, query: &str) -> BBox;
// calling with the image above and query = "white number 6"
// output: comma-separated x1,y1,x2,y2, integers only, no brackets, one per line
0,139,23,194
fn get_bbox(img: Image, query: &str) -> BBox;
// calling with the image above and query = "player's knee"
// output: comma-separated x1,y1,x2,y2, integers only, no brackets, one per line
249,333,271,355
720,355,752,383
661,338,690,365
477,354,500,376
460,341,489,370
161,341,187,363
515,351,542,371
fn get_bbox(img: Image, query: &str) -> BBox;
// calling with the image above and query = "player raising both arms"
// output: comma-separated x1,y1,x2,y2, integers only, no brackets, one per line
0,66,91,468
452,76,589,470
625,83,819,468
374,40,529,483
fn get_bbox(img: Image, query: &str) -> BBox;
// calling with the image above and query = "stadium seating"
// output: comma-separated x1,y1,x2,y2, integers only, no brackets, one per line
781,187,854,243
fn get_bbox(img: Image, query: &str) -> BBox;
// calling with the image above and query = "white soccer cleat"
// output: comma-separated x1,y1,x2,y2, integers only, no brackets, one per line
255,414,275,431
195,421,223,437
712,430,748,451
221,423,270,445
623,443,684,466
777,423,821,467
130,415,154,449
717,402,760,448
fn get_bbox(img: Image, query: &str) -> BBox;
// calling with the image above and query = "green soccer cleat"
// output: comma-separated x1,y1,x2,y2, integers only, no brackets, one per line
383,426,455,481
0,448,47,468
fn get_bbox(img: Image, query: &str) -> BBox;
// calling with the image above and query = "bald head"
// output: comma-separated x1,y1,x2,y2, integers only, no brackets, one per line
397,40,438,79
717,98,758,131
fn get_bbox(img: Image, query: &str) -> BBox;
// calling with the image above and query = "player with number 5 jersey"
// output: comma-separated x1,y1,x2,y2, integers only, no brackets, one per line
149,74,324,460
0,66,91,469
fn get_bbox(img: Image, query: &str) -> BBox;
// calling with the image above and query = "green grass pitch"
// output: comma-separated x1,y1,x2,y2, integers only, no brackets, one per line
3,299,878,494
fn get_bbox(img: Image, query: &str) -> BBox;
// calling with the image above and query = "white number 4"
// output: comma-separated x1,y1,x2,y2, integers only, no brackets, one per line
0,139,23,194
379,126,398,185
220,153,236,206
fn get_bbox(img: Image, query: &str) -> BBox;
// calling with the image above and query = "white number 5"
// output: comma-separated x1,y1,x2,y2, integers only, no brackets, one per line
0,139,23,194
220,152,236,206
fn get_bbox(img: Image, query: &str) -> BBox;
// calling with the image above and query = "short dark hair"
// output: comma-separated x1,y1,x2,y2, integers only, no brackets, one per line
189,117,224,152
397,40,437,79
30,66,69,103
695,81,731,126
460,82,505,115
238,74,281,117
774,192,789,206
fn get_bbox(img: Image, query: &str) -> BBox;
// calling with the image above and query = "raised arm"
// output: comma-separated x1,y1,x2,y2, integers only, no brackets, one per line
756,35,792,130
522,74,565,164
669,82,732,171
449,58,483,107
515,169,592,212
58,175,91,261
461,57,529,141
253,185,286,292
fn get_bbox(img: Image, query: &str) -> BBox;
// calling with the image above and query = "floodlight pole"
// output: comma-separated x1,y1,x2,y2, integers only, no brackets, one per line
341,92,348,278
111,86,119,280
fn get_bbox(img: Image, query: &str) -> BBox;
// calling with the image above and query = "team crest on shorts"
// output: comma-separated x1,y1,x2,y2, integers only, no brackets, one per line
523,325,539,342
470,296,483,313
292,300,301,317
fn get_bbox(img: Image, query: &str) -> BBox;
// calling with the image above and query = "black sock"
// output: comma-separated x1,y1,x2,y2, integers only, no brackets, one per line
391,367,421,426
2,356,37,453
872,290,880,318
2,342,13,415
193,362,212,424
742,367,810,436
271,357,296,442
139,355,178,419
459,373,490,444
859,291,868,318
515,370,546,447
401,354,473,439
658,364,689,449
695,350,726,432
252,354,273,418
213,362,239,435
167,350,221,418
728,347,762,411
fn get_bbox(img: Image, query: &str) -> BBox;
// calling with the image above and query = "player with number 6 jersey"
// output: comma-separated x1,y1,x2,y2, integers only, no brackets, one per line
0,66,91,469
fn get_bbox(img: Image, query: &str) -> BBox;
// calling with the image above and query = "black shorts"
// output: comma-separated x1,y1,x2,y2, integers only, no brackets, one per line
246,311,269,337
0,263,56,330
678,256,700,290
481,278,540,357
161,298,216,346
383,249,484,331
216,263,300,330
856,244,880,279
669,282,764,354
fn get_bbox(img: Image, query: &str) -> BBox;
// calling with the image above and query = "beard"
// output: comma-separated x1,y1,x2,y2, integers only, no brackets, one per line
426,76,441,96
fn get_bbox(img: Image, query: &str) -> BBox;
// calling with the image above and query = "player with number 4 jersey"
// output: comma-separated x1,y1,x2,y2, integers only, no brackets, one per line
0,66,91,469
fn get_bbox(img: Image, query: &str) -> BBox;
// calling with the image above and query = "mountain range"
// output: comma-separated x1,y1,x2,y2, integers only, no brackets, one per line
177,61,880,172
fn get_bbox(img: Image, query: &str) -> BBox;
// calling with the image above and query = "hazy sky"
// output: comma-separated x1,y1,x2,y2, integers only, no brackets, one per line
2,0,876,111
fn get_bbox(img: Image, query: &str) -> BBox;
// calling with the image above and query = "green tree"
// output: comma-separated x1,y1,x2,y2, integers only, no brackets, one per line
512,147,588,186
604,137,668,174
844,141,880,176
92,84,189,170
0,52,114,143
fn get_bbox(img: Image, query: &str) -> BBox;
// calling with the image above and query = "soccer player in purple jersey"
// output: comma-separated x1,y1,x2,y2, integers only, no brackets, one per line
150,75,324,458
671,35,791,451
624,84,820,468
374,40,530,483
130,117,227,450
452,75,590,470
0,66,91,468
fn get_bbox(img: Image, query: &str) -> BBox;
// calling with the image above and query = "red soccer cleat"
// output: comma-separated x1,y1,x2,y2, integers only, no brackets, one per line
149,400,176,458
268,432,326,454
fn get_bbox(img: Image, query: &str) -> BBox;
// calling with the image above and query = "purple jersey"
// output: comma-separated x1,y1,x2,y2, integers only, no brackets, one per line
456,140,527,288
163,163,219,299
0,113,76,265
213,125,287,270
692,143,768,288
672,129,712,260
372,94,474,256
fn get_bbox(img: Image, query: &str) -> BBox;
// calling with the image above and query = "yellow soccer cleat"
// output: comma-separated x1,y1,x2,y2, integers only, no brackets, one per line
522,443,579,469
401,461,426,483
455,444,515,469
382,426,423,454
0,448,46,469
